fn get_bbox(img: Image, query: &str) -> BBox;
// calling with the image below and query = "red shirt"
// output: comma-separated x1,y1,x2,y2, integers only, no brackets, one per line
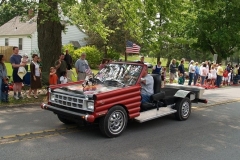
49,73,58,85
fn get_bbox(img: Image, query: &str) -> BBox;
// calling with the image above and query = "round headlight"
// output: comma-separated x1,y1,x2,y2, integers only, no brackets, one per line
87,101,94,110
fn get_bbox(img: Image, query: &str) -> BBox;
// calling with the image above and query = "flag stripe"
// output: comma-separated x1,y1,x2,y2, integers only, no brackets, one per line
126,41,140,53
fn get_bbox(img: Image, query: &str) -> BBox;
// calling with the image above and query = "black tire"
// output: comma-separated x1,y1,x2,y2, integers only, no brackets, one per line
99,106,128,138
57,114,75,124
175,97,191,121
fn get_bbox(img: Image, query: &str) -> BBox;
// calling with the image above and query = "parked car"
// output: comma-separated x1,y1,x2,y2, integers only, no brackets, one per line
144,62,153,68
41,62,207,138
134,60,153,68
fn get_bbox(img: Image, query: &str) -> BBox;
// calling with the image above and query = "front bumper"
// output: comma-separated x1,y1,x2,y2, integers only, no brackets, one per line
41,103,95,122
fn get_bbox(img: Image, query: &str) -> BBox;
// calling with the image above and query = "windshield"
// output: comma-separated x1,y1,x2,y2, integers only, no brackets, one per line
95,63,142,87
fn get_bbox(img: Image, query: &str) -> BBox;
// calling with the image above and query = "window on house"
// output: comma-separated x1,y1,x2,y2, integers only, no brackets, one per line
5,38,9,46
19,38,23,50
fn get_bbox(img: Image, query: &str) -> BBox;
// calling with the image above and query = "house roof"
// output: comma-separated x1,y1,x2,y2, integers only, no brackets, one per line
70,41,81,48
0,16,37,36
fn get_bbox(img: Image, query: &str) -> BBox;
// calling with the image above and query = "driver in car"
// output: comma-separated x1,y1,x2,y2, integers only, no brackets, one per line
140,66,154,103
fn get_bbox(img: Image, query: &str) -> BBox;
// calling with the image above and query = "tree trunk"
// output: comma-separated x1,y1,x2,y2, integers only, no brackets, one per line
37,0,62,73
104,44,107,58
157,52,160,63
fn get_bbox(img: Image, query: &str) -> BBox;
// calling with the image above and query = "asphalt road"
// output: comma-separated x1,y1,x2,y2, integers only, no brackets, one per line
0,102,240,160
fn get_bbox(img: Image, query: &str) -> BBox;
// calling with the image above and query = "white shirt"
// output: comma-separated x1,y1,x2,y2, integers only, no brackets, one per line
228,73,232,82
141,74,154,95
60,76,68,84
210,69,217,78
32,61,40,76
201,67,208,76
188,64,195,73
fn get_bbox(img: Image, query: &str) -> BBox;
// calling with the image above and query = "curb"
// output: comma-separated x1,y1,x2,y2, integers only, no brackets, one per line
0,103,42,109
193,98,240,109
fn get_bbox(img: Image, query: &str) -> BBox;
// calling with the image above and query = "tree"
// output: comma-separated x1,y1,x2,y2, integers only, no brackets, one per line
67,0,144,60
0,0,33,26
186,0,240,62
37,0,63,73
32,0,77,73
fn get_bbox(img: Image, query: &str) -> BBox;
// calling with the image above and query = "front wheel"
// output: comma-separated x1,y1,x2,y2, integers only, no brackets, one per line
175,97,191,121
99,106,128,138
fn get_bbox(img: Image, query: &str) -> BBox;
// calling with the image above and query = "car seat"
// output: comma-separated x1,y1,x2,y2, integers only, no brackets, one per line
140,74,165,111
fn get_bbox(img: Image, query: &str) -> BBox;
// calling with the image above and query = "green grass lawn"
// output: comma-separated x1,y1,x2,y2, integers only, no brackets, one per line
120,55,168,66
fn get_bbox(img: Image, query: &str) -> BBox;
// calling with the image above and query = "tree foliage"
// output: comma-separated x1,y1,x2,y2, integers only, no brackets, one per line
186,0,240,62
73,46,102,69
0,0,34,26
1,0,240,69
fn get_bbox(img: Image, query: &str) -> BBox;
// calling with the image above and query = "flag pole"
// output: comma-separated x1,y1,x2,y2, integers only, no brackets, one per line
125,34,127,62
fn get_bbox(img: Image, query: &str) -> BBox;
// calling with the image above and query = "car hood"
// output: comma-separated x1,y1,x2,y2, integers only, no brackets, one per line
54,83,124,97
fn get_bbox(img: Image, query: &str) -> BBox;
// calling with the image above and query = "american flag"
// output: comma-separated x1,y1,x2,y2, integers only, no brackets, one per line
126,41,141,54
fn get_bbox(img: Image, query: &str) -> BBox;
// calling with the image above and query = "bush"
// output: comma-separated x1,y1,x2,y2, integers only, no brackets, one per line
73,46,102,69
107,48,120,61
62,43,75,55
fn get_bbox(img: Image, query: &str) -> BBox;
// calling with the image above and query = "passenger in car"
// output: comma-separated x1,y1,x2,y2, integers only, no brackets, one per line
140,66,154,103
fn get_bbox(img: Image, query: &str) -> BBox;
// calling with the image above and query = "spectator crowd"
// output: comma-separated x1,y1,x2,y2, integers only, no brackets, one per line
168,58,240,88
1,47,240,104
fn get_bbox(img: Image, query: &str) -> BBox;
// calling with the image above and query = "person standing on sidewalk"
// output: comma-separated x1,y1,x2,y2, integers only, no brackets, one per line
75,53,90,81
27,54,42,99
152,61,162,74
194,62,200,85
64,50,73,82
200,63,207,86
178,59,185,84
55,53,67,84
0,54,8,103
169,59,177,84
216,63,223,87
188,60,195,86
10,46,25,100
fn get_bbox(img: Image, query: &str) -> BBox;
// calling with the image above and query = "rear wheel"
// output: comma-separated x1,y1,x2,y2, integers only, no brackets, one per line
175,97,191,121
57,114,75,124
99,106,128,138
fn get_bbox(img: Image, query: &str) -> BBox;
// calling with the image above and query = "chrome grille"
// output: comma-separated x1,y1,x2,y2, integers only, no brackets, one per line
50,92,86,110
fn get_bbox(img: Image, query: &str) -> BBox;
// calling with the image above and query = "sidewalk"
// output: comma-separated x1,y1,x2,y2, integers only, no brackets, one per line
1,86,239,108
193,86,240,107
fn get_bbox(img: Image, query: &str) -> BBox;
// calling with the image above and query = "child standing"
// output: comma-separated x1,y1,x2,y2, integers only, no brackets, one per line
178,73,184,85
49,67,58,85
223,69,228,86
228,69,233,86
59,71,68,84
18,54,28,79
210,66,217,86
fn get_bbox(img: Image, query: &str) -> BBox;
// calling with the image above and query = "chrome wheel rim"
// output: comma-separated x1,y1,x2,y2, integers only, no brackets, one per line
108,110,126,135
182,101,190,117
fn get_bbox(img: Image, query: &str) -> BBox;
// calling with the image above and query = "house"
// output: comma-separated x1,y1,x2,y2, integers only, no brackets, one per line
0,16,87,56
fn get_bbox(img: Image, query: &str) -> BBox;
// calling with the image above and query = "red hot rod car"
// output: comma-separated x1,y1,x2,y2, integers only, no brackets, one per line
41,62,207,137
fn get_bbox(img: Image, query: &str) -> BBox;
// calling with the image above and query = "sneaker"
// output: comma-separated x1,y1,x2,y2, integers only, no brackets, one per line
14,95,19,100
33,95,38,99
27,95,31,99
18,95,23,99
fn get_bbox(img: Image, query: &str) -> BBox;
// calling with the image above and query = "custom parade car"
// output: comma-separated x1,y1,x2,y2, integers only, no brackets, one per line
41,62,207,137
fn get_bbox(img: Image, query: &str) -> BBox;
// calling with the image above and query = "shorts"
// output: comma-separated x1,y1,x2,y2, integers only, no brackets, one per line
170,73,176,80
223,77,228,81
12,69,23,83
